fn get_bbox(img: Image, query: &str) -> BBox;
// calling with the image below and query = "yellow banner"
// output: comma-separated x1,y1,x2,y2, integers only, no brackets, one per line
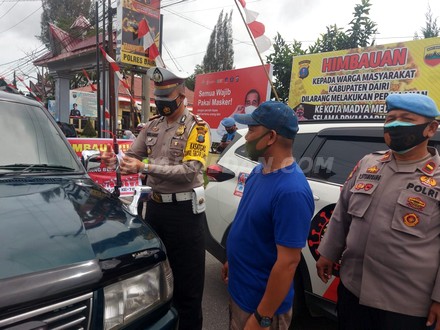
288,37,440,121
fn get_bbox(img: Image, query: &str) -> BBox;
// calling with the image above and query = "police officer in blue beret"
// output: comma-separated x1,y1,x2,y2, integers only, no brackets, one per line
215,117,237,153
317,93,440,330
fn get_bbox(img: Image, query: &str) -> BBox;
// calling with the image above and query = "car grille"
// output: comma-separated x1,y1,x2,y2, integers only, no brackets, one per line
0,293,93,330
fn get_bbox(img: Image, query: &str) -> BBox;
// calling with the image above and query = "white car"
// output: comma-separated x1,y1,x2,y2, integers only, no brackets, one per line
204,120,440,321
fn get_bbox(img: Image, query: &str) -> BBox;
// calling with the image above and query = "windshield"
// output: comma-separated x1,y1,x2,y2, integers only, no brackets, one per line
0,100,82,173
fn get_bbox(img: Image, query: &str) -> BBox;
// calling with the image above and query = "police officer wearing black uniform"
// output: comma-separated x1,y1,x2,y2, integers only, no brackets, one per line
102,67,211,330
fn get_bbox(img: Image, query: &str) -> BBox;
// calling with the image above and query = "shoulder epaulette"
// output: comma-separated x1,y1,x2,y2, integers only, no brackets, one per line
148,115,162,121
190,113,207,126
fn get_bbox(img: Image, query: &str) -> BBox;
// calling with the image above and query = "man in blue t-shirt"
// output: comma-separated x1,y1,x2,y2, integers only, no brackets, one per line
216,117,237,153
221,101,314,329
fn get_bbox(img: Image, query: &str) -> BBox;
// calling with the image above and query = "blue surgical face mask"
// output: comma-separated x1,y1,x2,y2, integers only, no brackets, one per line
384,120,430,154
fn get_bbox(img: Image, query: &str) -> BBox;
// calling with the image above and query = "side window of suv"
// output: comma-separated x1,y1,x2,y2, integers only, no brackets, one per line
306,137,388,185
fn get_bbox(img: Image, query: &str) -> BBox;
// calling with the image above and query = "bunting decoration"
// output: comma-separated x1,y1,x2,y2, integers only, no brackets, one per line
16,76,43,103
82,69,97,92
82,68,110,119
238,0,271,53
137,19,165,68
99,46,139,111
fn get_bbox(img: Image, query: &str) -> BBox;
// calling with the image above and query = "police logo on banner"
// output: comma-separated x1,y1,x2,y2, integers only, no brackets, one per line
298,60,311,79
424,44,440,67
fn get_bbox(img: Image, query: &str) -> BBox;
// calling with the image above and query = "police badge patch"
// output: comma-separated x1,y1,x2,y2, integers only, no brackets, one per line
152,68,163,83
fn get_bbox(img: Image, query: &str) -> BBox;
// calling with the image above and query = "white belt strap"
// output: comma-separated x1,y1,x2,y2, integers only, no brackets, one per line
152,191,193,203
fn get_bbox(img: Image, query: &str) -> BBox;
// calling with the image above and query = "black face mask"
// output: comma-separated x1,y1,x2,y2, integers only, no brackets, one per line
155,95,182,116
383,121,430,153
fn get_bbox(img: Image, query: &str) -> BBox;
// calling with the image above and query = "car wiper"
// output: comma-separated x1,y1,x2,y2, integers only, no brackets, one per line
0,164,76,176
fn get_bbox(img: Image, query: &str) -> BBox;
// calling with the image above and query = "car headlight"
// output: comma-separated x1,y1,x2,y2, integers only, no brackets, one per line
103,260,173,330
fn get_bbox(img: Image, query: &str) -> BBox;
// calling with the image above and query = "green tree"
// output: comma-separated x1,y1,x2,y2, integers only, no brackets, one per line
308,25,348,53
266,0,377,99
418,5,439,38
310,0,376,53
81,119,97,137
185,64,204,91
265,33,305,102
39,0,93,48
201,10,234,73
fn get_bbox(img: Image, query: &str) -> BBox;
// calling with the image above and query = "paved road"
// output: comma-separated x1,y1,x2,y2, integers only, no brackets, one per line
202,253,229,330
202,252,338,330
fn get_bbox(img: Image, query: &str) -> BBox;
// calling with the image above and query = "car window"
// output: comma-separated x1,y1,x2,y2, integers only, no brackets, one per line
293,133,315,159
306,137,388,185
0,101,81,171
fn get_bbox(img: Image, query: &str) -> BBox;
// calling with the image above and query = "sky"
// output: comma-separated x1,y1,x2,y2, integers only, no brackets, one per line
0,0,440,86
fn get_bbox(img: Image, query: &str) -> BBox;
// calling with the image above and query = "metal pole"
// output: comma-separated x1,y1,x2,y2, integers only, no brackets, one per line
102,0,108,135
95,0,102,137
233,0,279,101
107,0,117,137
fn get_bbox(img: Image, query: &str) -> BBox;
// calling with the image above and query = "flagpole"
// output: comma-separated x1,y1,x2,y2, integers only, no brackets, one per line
233,0,280,101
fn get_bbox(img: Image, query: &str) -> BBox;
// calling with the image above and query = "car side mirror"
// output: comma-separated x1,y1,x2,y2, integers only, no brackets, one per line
81,150,101,171
206,164,235,182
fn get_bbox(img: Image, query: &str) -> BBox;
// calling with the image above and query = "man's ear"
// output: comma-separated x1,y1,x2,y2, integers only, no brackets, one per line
268,130,277,144
427,120,439,137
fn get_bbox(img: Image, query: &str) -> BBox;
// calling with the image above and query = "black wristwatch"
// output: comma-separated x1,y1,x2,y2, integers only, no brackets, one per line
254,309,273,328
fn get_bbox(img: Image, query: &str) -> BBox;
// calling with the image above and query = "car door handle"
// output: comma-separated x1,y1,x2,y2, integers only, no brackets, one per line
313,195,320,201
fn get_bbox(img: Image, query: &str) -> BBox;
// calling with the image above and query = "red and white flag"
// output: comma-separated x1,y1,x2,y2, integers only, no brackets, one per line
138,19,165,68
238,0,271,53
99,47,139,111
17,76,43,103
82,69,97,92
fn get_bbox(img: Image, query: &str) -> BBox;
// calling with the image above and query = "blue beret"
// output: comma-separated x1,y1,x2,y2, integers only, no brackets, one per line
234,101,299,139
386,93,440,118
221,117,235,127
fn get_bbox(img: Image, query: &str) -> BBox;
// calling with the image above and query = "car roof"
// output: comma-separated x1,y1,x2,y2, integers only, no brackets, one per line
236,119,440,141
0,90,42,107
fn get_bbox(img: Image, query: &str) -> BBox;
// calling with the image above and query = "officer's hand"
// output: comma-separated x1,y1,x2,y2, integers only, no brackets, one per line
316,256,334,283
221,261,229,284
101,144,117,170
427,300,440,330
120,156,142,174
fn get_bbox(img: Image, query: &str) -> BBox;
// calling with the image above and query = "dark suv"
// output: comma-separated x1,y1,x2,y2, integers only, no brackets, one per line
0,91,177,329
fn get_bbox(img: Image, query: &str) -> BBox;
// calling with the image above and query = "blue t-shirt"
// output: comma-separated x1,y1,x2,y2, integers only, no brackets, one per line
221,131,236,143
226,162,314,314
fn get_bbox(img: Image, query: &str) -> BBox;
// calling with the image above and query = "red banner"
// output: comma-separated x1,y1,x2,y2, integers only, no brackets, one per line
193,64,272,141
68,138,140,196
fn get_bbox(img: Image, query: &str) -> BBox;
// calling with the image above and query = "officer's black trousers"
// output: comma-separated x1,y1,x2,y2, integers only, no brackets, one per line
337,281,432,330
146,200,205,330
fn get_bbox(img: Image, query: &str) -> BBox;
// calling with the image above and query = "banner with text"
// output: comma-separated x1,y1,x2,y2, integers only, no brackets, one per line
70,91,98,117
193,64,272,141
68,138,140,196
288,37,440,121
116,0,160,68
